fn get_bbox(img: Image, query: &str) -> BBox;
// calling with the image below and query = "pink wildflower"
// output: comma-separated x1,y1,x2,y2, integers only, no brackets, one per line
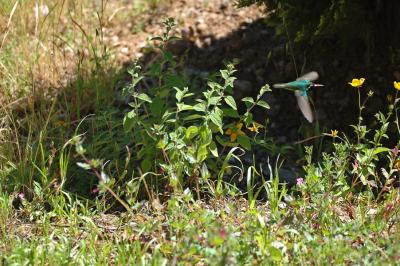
391,147,399,157
91,187,100,194
352,160,359,173
296,178,305,186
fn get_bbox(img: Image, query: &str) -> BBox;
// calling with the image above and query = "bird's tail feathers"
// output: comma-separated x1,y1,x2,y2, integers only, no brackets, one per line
272,83,287,89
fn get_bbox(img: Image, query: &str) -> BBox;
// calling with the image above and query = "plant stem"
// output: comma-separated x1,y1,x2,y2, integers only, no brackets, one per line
357,89,362,144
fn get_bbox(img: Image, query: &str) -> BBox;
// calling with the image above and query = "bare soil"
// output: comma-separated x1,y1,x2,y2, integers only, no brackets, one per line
100,0,399,145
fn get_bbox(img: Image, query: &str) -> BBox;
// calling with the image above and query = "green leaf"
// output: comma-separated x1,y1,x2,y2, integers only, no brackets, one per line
199,126,212,145
243,112,253,125
193,102,206,112
123,111,136,132
241,97,254,104
197,144,209,163
259,84,271,95
373,147,390,155
209,141,219,157
156,139,166,149
225,76,236,89
149,63,161,77
77,162,91,170
224,96,237,110
208,81,222,91
220,69,229,80
136,93,152,103
150,36,163,41
166,75,185,89
141,159,152,173
208,96,221,106
158,88,170,98
175,87,184,102
150,98,165,117
237,135,251,150
257,100,270,109
200,163,210,179
209,110,223,132
177,103,194,111
163,51,174,63
269,246,282,262
222,108,239,118
216,135,237,147
183,114,203,121
185,126,199,140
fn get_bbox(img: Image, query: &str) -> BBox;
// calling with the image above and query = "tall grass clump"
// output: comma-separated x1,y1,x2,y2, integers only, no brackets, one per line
0,0,128,198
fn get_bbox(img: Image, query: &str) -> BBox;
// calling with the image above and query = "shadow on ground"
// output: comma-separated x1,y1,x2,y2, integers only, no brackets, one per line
120,17,399,146
8,14,398,198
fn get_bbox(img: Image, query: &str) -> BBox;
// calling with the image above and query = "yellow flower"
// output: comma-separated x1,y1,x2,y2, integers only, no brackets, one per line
247,122,261,133
56,120,66,127
394,81,400,91
394,160,400,170
330,129,338,137
348,78,365,88
225,123,245,142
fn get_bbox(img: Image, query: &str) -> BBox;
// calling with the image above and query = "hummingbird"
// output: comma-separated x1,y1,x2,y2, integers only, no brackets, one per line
272,71,323,123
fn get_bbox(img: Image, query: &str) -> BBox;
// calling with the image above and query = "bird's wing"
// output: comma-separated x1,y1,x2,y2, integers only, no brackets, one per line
294,90,313,123
297,71,319,82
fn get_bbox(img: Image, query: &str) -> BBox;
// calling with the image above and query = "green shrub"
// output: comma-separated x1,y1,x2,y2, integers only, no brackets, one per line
73,19,272,200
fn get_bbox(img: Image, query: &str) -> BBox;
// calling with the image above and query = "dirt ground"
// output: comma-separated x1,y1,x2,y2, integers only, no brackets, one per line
105,0,398,146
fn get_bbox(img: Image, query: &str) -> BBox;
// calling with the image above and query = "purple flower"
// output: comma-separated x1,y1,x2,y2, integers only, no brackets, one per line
91,187,100,194
18,192,25,200
219,228,227,239
352,160,359,173
296,178,305,186
391,147,399,157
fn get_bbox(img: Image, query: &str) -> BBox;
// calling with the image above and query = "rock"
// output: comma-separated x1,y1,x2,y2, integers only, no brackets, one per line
195,19,207,34
121,47,129,54
203,37,212,46
220,0,229,11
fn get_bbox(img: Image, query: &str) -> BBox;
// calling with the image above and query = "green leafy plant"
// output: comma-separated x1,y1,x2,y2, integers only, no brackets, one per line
299,79,399,201
122,19,271,195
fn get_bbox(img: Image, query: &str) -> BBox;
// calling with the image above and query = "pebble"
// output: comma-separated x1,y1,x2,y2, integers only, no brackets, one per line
121,47,129,54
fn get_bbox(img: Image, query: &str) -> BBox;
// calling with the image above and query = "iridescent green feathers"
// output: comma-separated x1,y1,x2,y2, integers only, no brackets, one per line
273,71,321,123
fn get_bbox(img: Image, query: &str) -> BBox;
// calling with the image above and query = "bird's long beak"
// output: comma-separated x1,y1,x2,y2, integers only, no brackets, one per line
312,84,324,87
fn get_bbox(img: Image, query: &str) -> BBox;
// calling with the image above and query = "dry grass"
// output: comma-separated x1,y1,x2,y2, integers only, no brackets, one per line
0,0,154,106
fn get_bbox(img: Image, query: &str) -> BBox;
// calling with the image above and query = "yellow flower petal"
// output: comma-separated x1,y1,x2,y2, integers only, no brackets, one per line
226,122,246,142
230,132,238,142
248,122,261,133
236,123,243,130
330,129,338,137
348,78,365,88
394,81,400,91
394,160,400,170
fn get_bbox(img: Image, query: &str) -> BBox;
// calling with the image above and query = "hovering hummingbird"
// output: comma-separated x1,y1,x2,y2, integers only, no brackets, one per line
272,71,323,123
